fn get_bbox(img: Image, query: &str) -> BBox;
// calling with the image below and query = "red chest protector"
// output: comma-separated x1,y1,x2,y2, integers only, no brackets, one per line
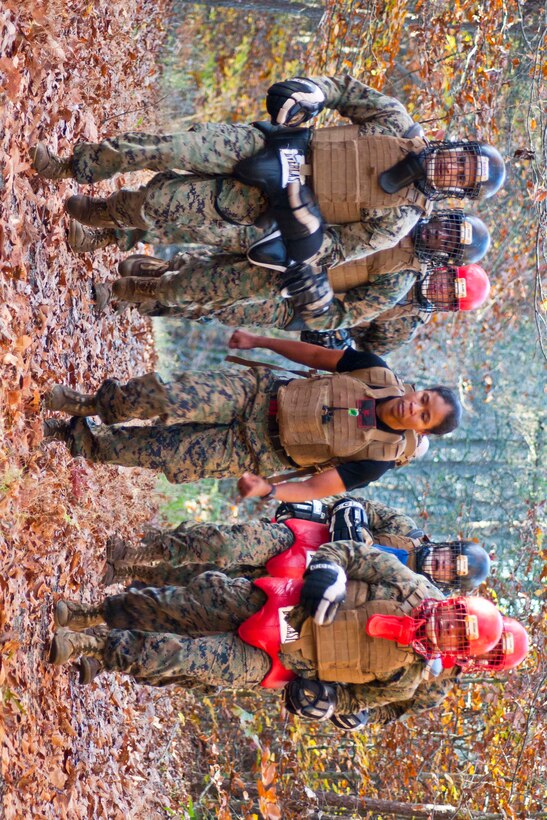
238,576,304,688
265,518,329,578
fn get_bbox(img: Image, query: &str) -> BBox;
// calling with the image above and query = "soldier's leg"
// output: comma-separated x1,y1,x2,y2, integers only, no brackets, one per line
103,571,265,634
103,629,270,688
71,125,267,184
66,417,264,482
137,519,295,567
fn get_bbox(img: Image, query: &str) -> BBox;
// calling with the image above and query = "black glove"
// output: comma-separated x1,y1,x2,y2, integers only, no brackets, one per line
330,710,370,732
329,498,370,544
284,677,337,720
301,561,347,625
300,329,356,350
281,263,334,320
267,78,325,126
275,500,329,524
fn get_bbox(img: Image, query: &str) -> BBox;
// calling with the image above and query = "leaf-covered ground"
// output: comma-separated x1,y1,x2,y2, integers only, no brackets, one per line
0,1,195,816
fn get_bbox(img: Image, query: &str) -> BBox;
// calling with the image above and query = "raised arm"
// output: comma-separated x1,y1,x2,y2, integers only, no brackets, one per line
228,329,344,372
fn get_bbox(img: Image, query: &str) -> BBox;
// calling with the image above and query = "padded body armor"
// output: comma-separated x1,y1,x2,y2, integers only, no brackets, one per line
267,519,423,579
328,234,422,293
310,126,432,224
281,582,427,684
276,365,418,467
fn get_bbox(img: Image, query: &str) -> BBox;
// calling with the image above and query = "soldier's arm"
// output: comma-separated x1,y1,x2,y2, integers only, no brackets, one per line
310,539,420,585
317,207,423,268
311,75,415,135
298,270,415,331
332,661,426,713
351,308,431,356
363,499,420,537
366,668,459,725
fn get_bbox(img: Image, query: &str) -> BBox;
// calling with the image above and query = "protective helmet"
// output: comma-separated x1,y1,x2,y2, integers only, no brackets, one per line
366,596,503,666
413,210,491,264
469,616,529,672
420,141,506,200
417,263,490,312
418,540,491,592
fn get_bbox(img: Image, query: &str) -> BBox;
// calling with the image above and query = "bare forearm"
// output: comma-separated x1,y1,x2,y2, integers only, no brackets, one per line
251,334,343,371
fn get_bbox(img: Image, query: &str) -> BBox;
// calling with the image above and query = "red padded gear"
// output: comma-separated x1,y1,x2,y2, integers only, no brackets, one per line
238,576,304,688
266,519,329,578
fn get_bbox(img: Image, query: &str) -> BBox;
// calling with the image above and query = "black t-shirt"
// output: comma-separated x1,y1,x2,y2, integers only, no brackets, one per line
333,348,397,490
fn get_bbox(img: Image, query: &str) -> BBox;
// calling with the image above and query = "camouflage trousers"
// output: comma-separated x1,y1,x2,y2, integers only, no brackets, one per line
126,519,295,586
68,367,290,483
102,572,271,687
72,125,270,248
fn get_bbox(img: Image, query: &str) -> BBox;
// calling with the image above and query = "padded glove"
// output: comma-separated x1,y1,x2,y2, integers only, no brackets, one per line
267,78,325,126
284,677,337,720
281,263,334,320
301,561,347,625
330,710,370,731
329,498,370,544
275,500,329,524
300,328,355,350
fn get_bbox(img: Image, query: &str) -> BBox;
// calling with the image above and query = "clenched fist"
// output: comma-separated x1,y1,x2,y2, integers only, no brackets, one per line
237,472,273,499
228,329,261,350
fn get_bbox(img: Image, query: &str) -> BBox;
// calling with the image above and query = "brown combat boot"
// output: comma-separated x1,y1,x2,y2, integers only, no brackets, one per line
118,255,170,278
112,276,160,303
54,599,105,631
65,194,116,228
42,418,72,443
68,220,117,253
93,283,112,313
78,656,103,684
49,628,107,665
45,385,98,416
31,143,74,180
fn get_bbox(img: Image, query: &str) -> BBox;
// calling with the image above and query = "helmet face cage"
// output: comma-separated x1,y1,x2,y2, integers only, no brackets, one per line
417,265,460,312
411,598,472,661
465,618,529,673
414,210,467,264
419,141,486,200
419,541,474,592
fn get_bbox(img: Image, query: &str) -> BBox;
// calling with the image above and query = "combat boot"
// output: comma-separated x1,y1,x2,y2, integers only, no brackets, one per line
54,599,105,631
93,283,112,313
42,418,72,443
49,628,106,665
68,220,117,253
45,385,98,417
118,255,170,278
112,276,160,303
78,656,103,685
31,143,74,180
65,194,116,228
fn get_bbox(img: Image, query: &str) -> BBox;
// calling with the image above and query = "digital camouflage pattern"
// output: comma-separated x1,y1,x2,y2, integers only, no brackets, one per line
127,251,417,332
113,498,421,587
102,572,270,687
66,367,290,483
349,297,432,355
69,75,422,267
95,541,442,713
366,666,460,725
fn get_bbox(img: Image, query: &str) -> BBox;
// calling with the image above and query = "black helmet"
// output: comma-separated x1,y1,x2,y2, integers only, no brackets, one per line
413,210,491,265
417,540,492,592
420,141,506,200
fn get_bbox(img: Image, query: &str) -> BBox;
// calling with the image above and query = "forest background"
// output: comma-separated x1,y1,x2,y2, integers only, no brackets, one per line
0,0,546,818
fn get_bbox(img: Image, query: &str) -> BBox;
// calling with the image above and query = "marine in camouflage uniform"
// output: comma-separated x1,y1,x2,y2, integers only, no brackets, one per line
106,498,418,587
108,249,416,332
50,540,444,714
34,76,422,268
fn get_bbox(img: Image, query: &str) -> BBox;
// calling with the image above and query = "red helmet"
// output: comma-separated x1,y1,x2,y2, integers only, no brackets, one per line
455,264,490,311
468,616,529,672
366,596,503,666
